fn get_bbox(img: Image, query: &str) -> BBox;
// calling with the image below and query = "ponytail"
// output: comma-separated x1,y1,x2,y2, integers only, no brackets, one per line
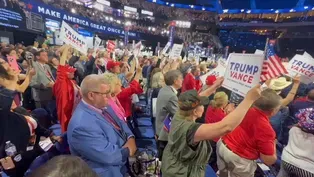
211,92,228,108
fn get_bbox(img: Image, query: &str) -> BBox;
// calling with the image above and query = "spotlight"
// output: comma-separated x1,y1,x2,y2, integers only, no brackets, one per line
71,8,76,13
275,10,279,13
202,7,205,11
125,21,132,26
166,2,169,5
171,4,174,7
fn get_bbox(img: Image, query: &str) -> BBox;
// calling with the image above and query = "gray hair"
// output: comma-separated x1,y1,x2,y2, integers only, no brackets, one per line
164,70,182,86
254,89,282,111
80,74,111,97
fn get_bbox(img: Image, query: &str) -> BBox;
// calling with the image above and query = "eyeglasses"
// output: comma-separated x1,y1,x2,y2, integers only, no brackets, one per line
91,91,111,97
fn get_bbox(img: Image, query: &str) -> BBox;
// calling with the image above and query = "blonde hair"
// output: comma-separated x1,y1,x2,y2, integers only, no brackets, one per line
210,92,228,108
199,64,207,72
151,72,165,88
102,73,120,95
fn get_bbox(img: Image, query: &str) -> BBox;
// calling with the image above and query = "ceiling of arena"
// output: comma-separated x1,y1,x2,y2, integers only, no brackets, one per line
159,0,314,9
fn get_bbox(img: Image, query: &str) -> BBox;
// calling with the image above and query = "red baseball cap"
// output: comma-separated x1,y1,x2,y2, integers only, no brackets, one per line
206,75,217,86
106,60,120,71
64,65,76,73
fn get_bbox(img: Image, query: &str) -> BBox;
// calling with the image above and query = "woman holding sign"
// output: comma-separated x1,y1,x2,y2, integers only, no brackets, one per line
161,83,262,177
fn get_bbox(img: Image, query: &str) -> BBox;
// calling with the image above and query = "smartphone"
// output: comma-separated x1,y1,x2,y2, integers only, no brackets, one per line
7,56,20,72
0,157,15,170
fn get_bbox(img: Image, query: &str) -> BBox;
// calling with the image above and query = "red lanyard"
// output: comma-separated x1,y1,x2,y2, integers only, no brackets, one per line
41,64,55,81
85,103,121,131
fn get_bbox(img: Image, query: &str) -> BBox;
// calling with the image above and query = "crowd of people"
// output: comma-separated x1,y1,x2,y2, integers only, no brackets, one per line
0,37,314,177
37,0,216,39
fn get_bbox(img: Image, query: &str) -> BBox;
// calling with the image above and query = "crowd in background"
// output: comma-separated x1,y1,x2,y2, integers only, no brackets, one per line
0,38,313,177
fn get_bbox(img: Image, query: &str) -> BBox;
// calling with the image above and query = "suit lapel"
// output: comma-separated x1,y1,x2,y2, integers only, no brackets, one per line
44,65,55,81
80,102,126,140
104,107,126,140
36,62,53,82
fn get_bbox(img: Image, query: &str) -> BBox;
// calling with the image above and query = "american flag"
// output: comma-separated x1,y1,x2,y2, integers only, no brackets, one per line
260,40,288,82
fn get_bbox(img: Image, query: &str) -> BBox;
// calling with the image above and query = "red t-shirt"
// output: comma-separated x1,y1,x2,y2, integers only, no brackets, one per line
182,73,202,93
205,106,226,142
223,107,276,160
205,106,226,124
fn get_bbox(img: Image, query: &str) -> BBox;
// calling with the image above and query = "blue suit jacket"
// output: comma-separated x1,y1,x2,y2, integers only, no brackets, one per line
67,101,134,177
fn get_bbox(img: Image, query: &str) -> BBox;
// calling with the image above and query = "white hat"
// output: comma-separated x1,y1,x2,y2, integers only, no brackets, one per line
269,77,292,91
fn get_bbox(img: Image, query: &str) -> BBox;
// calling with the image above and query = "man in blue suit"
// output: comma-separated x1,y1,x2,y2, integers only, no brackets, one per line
67,74,137,177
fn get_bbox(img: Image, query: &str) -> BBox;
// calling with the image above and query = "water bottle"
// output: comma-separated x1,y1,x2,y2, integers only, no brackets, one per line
5,141,22,162
5,141,17,157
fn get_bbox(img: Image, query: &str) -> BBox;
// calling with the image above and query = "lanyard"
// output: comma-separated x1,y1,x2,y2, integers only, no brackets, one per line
40,64,55,81
85,104,121,131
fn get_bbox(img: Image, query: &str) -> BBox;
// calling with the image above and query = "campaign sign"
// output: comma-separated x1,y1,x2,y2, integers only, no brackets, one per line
169,44,183,59
161,42,171,55
60,21,87,54
200,60,227,85
287,54,314,84
133,41,142,57
255,49,264,55
106,40,116,53
222,54,264,96
94,36,102,49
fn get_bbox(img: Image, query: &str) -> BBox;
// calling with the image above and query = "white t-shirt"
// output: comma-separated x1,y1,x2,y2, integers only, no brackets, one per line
282,127,314,173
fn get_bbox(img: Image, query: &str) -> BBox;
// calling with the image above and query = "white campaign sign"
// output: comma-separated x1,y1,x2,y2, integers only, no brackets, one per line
85,37,94,49
161,42,171,55
59,21,88,54
133,41,142,57
287,54,314,84
169,44,183,59
255,49,264,55
200,60,227,85
303,52,313,59
93,36,102,57
222,54,264,96
94,36,101,49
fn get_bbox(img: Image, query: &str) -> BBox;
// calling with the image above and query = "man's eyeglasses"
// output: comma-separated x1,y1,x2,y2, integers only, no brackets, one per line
91,91,111,97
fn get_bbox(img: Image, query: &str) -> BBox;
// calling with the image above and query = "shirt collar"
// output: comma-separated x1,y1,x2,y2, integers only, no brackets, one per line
252,107,269,119
170,86,178,95
37,62,45,67
82,99,103,113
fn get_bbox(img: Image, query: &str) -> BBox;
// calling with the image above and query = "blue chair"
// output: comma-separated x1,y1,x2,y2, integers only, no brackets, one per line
134,127,155,139
205,165,217,177
49,124,62,136
135,117,153,127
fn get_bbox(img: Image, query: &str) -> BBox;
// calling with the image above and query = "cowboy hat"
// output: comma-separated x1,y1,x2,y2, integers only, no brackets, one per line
269,77,292,91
